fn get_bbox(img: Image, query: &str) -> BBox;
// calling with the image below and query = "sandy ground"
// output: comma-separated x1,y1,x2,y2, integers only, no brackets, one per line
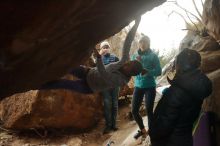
102,117,151,146
0,94,161,146
0,107,149,146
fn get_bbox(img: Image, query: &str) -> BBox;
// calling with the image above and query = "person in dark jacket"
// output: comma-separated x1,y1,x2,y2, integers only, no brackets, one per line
98,41,120,134
149,48,212,146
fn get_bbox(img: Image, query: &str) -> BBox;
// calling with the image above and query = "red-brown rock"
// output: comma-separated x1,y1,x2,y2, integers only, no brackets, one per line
200,50,220,73
2,77,102,130
119,85,134,97
204,69,220,118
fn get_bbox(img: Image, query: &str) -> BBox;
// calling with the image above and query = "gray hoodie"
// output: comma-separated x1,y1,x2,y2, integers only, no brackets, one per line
86,45,130,92
86,23,139,92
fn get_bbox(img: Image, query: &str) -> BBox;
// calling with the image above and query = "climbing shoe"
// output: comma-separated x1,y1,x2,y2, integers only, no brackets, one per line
111,126,119,131
134,130,145,139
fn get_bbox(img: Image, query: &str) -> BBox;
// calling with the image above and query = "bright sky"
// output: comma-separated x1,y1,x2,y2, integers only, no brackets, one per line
137,0,204,55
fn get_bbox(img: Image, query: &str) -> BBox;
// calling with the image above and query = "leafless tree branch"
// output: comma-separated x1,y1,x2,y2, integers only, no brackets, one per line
171,0,203,25
185,11,199,31
192,0,203,19
201,0,204,8
168,11,189,26
181,28,197,31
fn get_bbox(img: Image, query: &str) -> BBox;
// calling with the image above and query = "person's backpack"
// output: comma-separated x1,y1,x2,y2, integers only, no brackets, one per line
193,111,217,146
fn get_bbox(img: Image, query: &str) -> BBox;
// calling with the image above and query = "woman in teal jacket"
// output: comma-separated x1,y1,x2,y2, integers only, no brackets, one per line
131,35,161,139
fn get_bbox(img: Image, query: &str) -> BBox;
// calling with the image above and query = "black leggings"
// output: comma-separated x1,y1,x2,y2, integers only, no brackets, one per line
131,87,156,130
40,66,93,94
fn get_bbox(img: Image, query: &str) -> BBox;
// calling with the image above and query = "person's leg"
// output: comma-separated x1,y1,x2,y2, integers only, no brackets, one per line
111,87,120,130
69,65,90,79
102,90,113,134
132,87,148,139
40,79,93,94
145,87,156,129
131,87,145,130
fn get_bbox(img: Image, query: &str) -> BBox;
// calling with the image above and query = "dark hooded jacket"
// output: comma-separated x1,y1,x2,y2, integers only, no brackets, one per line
149,69,212,146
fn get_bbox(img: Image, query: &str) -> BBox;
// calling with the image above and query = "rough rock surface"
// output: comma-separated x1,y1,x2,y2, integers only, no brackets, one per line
1,76,102,130
201,0,220,120
0,0,166,99
200,50,220,73
203,0,220,41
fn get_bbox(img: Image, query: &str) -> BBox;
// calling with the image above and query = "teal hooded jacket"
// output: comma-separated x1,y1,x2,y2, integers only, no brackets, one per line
131,49,162,88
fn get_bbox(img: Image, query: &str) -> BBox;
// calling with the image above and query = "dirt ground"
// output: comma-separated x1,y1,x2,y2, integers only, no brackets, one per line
0,102,133,146
0,94,161,146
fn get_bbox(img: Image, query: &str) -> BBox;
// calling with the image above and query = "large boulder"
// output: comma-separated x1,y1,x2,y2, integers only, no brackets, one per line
203,69,220,145
193,36,220,52
204,69,220,117
1,76,102,130
200,50,220,73
0,0,166,99
199,1,220,119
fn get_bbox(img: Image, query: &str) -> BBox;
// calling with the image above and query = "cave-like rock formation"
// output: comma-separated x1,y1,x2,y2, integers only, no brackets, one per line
0,0,165,99
0,0,169,129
